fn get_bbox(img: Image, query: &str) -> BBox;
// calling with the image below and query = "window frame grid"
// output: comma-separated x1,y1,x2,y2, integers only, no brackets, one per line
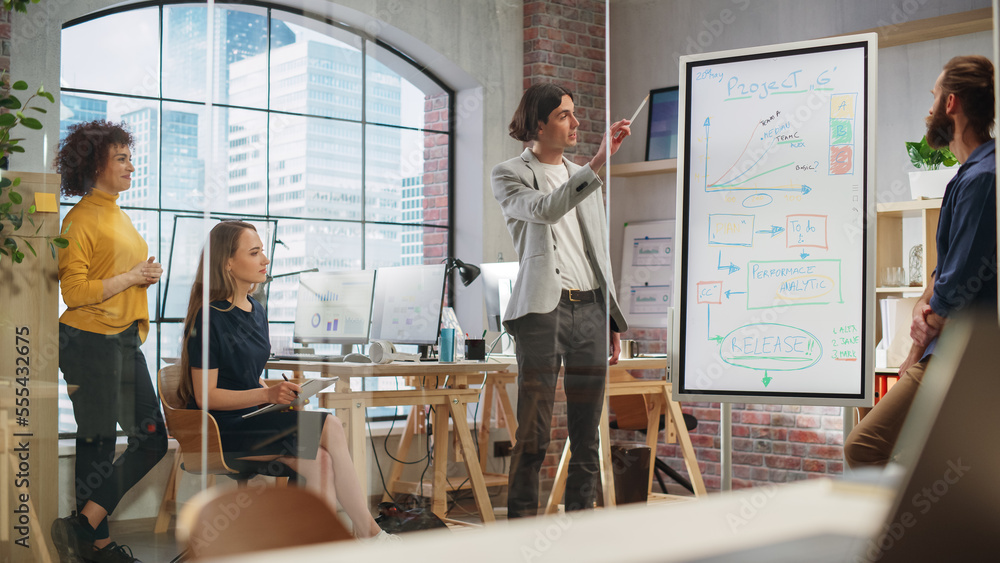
57,1,456,436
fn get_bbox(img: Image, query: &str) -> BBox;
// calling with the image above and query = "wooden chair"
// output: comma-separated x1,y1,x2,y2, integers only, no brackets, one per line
154,365,296,533
176,486,353,560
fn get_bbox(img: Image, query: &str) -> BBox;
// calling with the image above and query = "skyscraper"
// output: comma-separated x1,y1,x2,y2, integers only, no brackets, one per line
228,38,403,321
163,6,295,103
59,94,108,141
401,175,424,266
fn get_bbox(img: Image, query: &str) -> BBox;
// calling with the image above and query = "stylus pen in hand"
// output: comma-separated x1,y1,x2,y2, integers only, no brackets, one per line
281,373,299,398
614,94,648,140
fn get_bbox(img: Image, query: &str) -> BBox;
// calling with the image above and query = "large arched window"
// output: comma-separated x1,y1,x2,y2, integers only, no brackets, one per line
57,2,453,432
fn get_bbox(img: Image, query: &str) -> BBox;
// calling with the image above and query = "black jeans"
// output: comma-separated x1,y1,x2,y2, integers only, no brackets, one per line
59,323,168,539
507,295,607,518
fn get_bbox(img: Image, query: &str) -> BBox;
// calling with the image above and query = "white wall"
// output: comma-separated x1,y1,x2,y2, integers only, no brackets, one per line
607,0,993,280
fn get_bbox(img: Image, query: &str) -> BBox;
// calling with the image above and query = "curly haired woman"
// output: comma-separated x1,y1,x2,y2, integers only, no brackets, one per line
50,120,167,563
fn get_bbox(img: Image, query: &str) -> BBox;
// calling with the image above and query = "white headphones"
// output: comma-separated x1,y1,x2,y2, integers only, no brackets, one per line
368,340,421,364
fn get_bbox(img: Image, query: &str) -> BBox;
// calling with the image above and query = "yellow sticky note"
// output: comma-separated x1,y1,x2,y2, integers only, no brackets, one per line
34,192,58,213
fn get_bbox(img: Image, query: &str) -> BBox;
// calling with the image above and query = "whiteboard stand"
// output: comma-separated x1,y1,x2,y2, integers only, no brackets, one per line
842,407,856,457
721,403,732,491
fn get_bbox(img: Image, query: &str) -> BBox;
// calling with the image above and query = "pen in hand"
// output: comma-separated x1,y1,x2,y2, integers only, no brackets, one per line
614,94,648,141
281,373,300,398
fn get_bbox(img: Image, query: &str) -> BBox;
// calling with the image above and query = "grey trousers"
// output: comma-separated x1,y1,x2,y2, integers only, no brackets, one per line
507,295,607,518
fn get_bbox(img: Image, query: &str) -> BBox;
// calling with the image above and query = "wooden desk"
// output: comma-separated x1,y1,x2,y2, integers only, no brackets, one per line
264,359,513,523
544,357,706,514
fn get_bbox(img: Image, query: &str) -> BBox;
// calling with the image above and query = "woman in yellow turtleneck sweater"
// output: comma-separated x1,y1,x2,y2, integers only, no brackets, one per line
50,121,167,563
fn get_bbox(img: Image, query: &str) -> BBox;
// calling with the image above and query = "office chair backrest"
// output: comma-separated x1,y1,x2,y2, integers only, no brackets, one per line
176,486,353,560
157,365,236,475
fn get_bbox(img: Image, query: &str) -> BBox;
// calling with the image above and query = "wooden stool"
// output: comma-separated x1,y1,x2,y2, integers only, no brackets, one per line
544,359,706,514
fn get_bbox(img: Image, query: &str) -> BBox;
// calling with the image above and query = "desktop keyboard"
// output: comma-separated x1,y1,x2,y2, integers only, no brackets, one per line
272,353,345,363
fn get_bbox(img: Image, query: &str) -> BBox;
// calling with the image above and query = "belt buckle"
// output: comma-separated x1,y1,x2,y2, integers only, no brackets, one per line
568,289,581,302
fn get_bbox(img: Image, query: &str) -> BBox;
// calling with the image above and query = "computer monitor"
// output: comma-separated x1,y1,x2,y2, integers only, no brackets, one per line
293,270,376,346
369,264,447,345
481,262,520,332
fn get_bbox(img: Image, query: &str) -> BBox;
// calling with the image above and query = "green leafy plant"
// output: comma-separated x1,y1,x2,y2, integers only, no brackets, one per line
0,69,64,264
905,136,958,171
2,0,40,14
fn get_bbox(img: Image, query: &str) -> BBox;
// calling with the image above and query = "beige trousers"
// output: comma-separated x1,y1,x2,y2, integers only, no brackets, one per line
844,359,929,468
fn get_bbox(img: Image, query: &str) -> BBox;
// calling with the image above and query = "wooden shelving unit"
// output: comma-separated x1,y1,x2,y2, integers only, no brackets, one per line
838,7,992,49
873,199,941,402
876,286,926,294
875,199,941,321
876,199,945,215
608,158,677,177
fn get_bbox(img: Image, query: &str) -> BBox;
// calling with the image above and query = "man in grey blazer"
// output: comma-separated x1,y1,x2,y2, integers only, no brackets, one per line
491,83,631,517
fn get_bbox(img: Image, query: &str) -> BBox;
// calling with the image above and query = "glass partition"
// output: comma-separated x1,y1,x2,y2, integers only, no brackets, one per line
57,2,453,438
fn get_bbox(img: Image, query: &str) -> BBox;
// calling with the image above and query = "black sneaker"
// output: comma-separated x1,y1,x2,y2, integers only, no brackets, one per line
50,512,95,563
88,542,142,563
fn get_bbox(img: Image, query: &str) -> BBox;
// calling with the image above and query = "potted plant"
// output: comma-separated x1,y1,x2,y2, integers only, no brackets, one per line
4,0,41,12
0,69,63,264
905,135,958,199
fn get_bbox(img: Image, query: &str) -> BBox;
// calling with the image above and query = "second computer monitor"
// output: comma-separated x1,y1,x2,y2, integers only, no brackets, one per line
293,270,376,346
481,261,520,332
370,263,447,345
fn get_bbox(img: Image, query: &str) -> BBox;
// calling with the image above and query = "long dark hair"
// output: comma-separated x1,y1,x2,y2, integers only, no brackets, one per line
941,55,995,144
508,83,573,142
177,221,259,407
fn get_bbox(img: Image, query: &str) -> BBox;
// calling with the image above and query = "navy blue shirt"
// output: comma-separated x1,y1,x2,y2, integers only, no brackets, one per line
926,141,997,355
186,297,271,417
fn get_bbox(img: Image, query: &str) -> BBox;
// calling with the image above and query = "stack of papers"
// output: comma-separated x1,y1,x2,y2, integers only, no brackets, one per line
876,297,919,368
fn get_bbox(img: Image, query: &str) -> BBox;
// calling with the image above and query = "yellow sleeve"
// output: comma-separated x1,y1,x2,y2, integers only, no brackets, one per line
58,211,105,308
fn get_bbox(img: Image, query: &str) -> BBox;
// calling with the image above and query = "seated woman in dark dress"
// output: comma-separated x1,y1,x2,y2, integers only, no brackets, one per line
177,220,394,541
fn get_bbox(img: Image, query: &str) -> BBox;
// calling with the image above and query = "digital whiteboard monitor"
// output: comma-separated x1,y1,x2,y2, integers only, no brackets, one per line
674,34,875,407
293,270,376,345
369,264,447,345
481,262,519,332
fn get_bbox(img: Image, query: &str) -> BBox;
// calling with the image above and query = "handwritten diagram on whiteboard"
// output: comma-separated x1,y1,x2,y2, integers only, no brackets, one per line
675,36,875,406
620,220,675,328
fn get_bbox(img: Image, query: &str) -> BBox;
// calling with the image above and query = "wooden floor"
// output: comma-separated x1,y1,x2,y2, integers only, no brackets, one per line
91,482,695,561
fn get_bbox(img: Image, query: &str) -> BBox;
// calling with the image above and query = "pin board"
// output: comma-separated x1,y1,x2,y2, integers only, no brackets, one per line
673,34,877,407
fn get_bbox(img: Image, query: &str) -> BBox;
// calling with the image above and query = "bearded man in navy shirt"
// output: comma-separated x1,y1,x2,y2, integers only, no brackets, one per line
846,55,997,467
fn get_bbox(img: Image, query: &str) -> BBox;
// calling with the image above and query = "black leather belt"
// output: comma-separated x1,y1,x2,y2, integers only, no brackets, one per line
562,288,601,303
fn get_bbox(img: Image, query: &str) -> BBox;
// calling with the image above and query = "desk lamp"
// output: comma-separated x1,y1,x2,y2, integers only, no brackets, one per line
447,257,481,287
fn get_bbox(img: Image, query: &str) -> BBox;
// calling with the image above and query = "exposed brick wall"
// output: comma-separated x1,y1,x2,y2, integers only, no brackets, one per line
423,92,450,265
523,0,605,167
613,328,846,491
521,0,607,498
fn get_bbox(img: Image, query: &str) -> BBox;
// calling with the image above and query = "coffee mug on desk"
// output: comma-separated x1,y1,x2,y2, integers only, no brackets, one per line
620,339,637,359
